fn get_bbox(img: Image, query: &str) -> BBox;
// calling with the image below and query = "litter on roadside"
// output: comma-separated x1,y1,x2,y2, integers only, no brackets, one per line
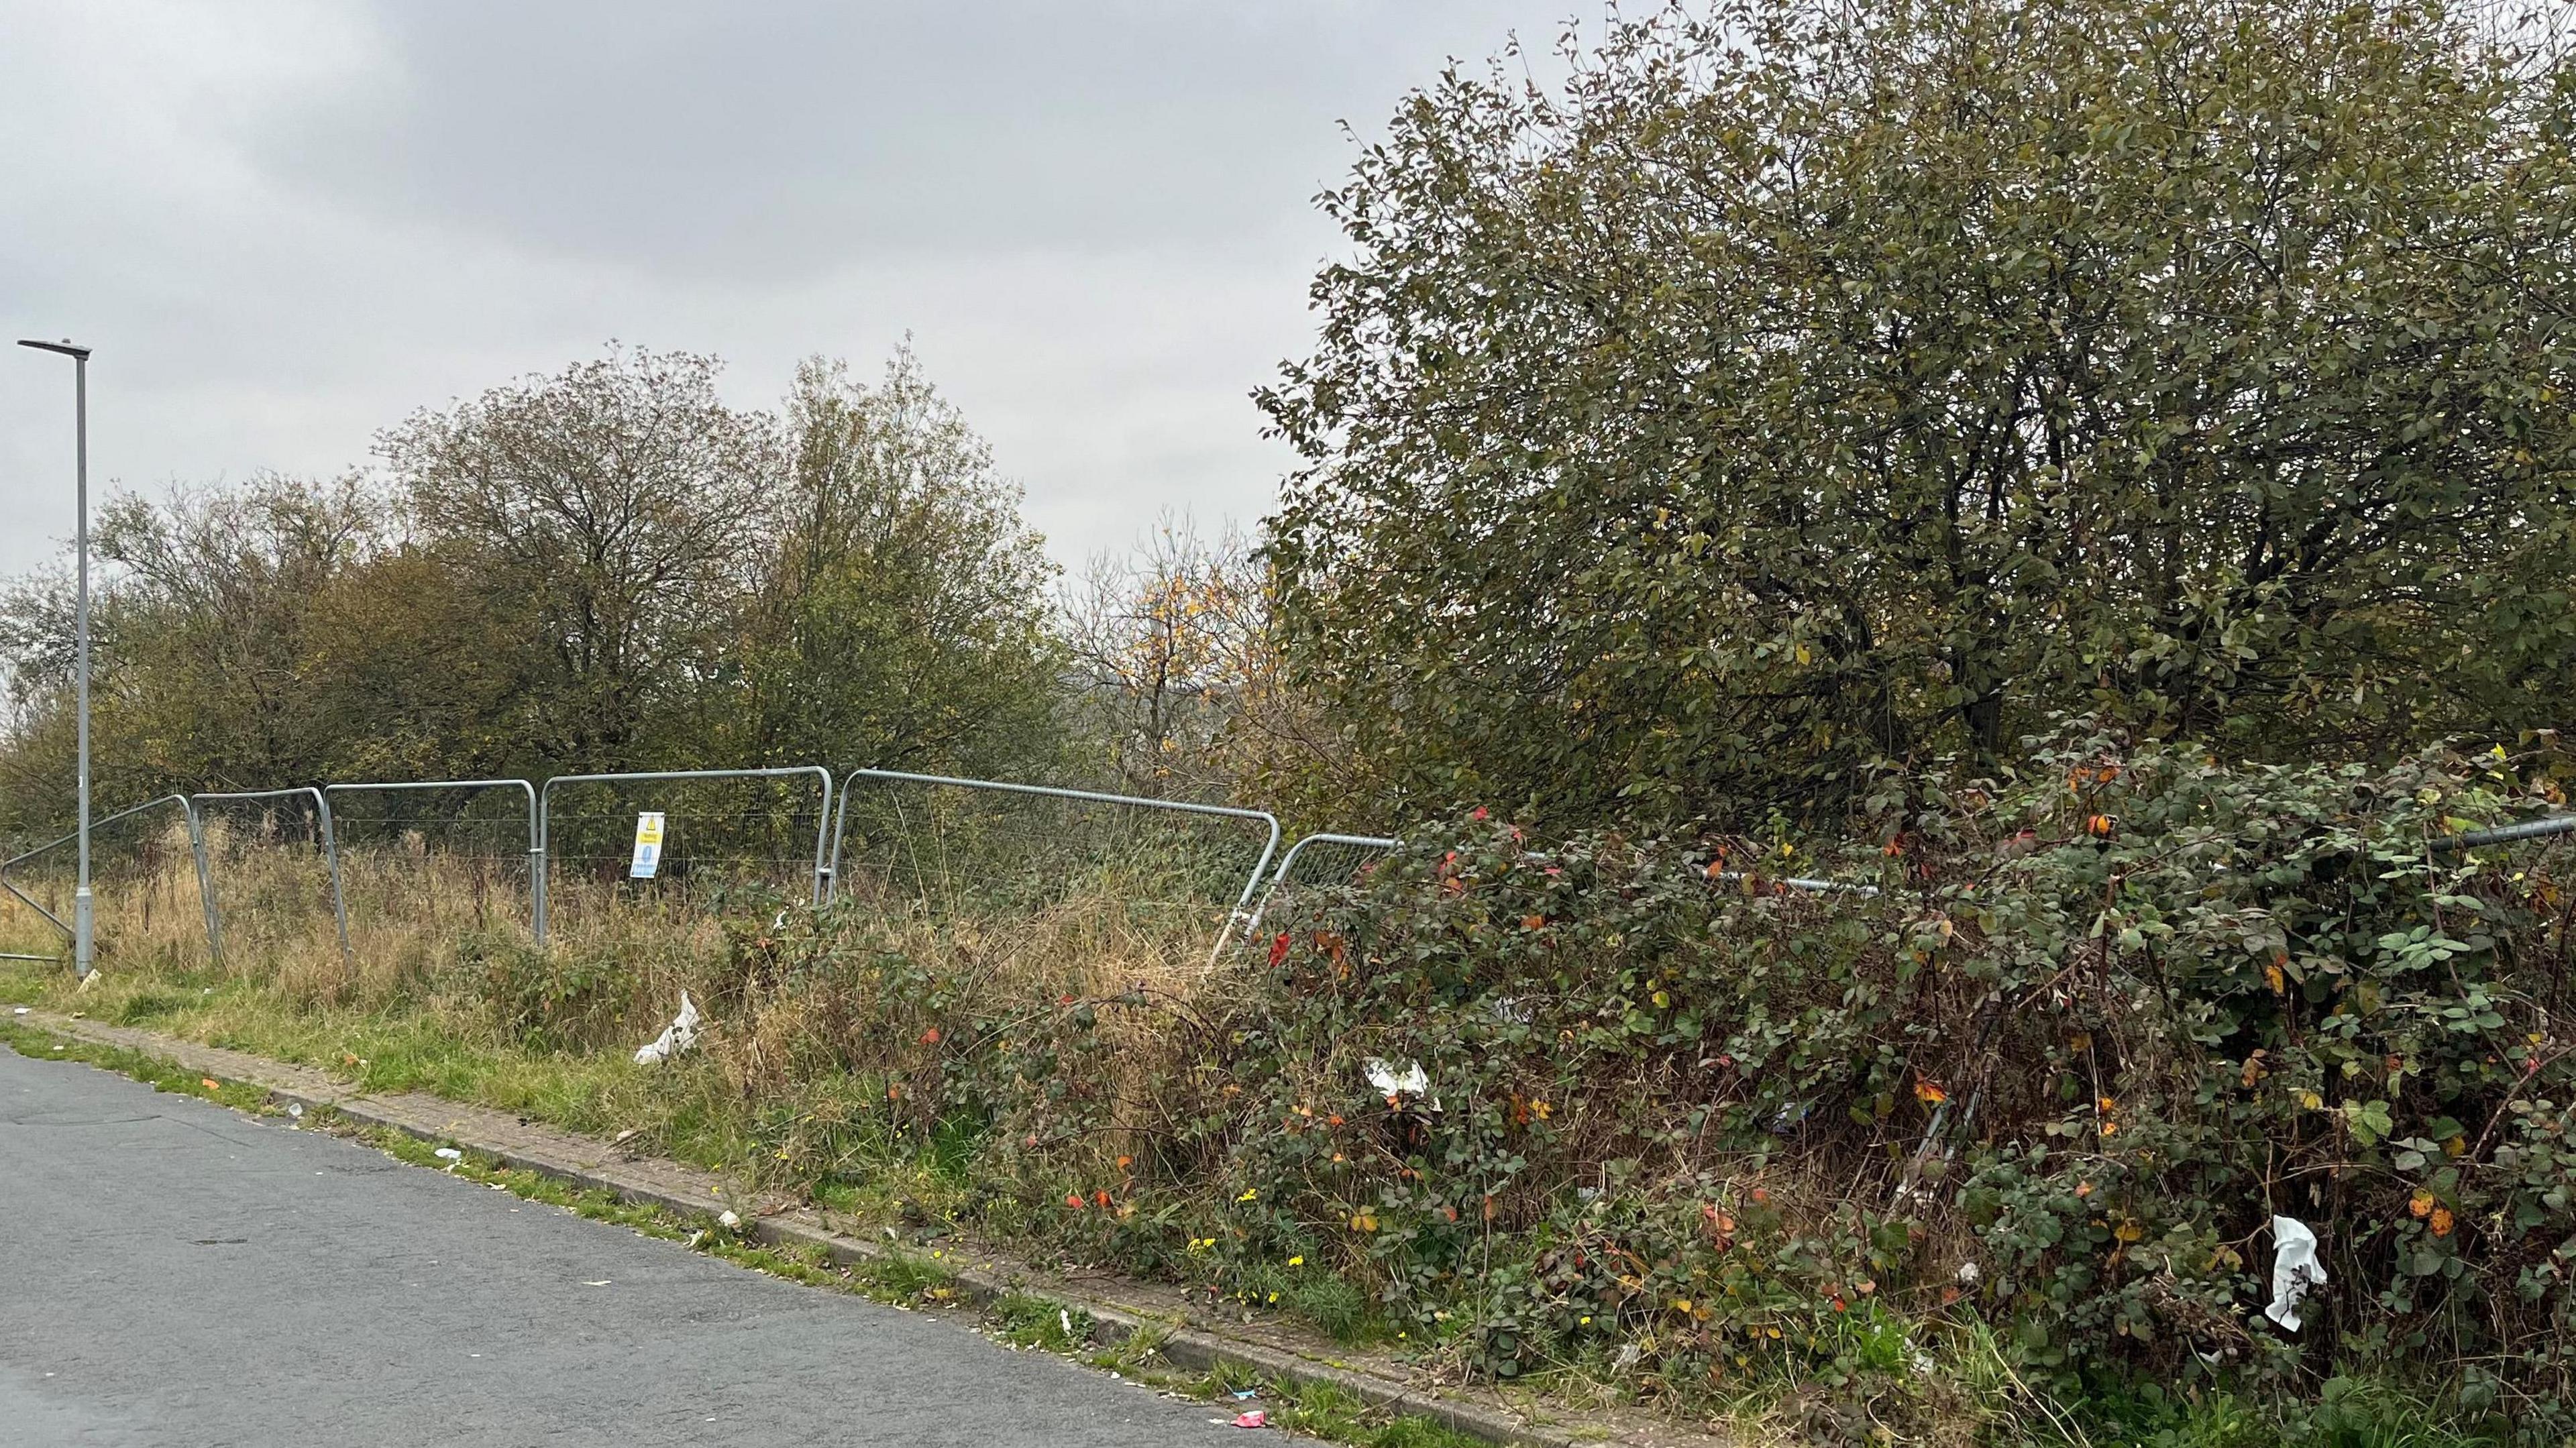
1231,1410,1269,1429
1364,1058,1428,1098
2266,1214,2326,1331
634,991,700,1065
434,1147,463,1162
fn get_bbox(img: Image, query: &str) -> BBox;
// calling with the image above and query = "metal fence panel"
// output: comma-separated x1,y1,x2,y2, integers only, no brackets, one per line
828,768,1281,962
538,767,835,918
191,787,348,968
0,793,221,970
325,777,544,944
1239,832,1396,946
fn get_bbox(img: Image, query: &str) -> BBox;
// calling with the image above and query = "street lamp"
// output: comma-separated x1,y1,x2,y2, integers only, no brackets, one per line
18,337,94,979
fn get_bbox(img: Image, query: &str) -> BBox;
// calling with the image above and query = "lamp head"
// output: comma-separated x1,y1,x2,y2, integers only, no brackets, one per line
17,339,91,361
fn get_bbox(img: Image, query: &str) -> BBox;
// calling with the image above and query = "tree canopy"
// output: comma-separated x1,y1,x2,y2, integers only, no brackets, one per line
0,347,1069,831
1261,0,2576,830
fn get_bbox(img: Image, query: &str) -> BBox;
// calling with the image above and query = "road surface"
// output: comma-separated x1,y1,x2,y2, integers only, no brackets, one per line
0,1039,1248,1447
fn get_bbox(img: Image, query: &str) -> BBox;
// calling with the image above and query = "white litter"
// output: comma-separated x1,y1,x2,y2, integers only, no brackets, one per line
434,1148,463,1162
286,1102,305,1119
1059,1308,1075,1340
1364,1058,1428,1098
718,1210,741,1229
633,991,701,1065
2265,1215,2326,1332
1954,1260,1982,1286
11,1006,26,1015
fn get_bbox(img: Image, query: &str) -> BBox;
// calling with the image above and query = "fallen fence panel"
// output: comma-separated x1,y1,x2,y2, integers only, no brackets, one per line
1239,832,1397,946
0,793,221,972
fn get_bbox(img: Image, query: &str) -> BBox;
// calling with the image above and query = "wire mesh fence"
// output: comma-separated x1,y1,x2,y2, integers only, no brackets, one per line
827,769,1278,950
1238,832,1396,944
538,768,834,935
191,788,349,973
0,763,1355,983
325,779,541,946
0,795,218,969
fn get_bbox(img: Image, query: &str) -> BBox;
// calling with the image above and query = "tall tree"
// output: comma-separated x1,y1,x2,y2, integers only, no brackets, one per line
380,347,776,769
726,349,1064,778
1261,0,2576,830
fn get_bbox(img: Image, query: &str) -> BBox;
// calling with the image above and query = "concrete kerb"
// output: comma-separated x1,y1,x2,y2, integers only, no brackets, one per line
11,1009,1595,1448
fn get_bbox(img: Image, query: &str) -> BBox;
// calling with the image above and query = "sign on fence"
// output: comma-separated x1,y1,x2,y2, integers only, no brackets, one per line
629,812,665,879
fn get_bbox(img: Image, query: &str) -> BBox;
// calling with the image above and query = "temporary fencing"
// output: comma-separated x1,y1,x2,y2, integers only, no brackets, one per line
191,787,351,969
0,793,221,969
538,767,835,938
1240,833,1397,945
0,761,1415,978
827,768,1279,960
325,778,544,943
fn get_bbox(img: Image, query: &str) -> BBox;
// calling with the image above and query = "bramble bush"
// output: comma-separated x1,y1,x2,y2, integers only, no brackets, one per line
718,726,2576,1436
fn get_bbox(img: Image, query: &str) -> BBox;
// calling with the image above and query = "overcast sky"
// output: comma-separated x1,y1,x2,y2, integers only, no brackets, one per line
0,1,1587,579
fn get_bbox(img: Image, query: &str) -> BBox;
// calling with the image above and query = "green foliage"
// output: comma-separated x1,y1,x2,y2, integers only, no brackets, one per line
1149,729,2576,1434
1260,0,2576,830
724,351,1066,779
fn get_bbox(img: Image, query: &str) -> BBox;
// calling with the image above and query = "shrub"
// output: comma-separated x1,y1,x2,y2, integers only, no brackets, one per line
1178,728,2576,1432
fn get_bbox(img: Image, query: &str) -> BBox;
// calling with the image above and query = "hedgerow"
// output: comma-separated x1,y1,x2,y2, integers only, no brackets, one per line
735,726,2576,1437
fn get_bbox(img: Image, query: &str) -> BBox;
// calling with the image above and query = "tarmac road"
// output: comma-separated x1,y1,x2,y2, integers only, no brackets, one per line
0,1039,1248,1447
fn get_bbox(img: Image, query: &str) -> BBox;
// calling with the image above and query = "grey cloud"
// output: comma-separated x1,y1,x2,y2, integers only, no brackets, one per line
2,1,1595,581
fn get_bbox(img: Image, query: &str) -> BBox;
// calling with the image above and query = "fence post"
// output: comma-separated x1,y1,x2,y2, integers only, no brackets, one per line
531,805,548,948
180,797,223,970
311,787,352,966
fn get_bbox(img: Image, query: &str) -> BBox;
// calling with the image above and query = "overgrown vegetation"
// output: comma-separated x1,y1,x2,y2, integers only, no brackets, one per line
13,727,2575,1442
5,1,2575,1443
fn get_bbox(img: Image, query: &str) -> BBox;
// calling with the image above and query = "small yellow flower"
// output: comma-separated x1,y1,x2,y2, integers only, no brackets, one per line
1237,1188,1258,1203
1287,1255,1304,1267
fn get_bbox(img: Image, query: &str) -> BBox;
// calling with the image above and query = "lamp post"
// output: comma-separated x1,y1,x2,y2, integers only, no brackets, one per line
18,337,93,979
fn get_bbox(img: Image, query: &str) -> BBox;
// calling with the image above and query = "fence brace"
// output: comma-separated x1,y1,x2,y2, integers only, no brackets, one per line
0,793,222,973
538,767,837,927
827,768,1281,966
325,778,545,946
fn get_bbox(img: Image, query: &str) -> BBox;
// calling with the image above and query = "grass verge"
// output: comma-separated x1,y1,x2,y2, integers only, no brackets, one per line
0,1010,1493,1448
